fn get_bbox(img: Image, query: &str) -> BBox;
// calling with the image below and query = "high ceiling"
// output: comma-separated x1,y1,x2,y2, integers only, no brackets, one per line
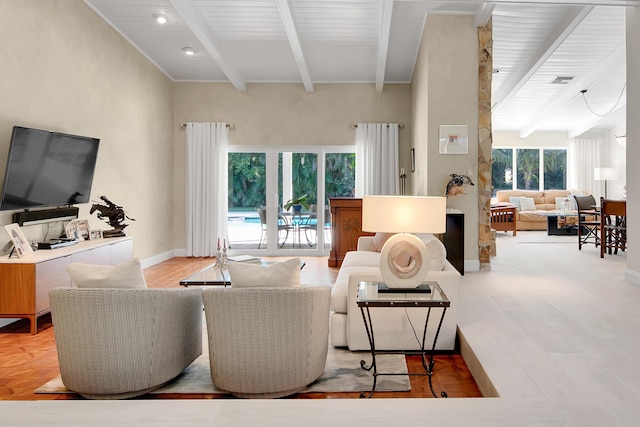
84,0,637,137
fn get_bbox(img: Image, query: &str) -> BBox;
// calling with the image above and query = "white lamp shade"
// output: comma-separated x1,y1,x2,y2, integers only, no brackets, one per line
362,196,446,234
594,167,617,181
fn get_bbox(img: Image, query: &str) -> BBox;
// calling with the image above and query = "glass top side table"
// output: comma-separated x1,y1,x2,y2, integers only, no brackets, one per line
356,281,450,398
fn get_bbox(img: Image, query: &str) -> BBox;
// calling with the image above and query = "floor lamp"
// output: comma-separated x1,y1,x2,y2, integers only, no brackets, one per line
594,167,617,199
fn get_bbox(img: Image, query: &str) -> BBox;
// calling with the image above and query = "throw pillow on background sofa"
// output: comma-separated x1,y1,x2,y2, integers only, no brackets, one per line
67,258,147,289
509,196,526,210
227,257,300,288
519,197,536,211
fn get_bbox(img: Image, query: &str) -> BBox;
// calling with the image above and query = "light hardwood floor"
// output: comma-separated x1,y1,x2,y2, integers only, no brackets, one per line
2,232,637,425
0,255,481,401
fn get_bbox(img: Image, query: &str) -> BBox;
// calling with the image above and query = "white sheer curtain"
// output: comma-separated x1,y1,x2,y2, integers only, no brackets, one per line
354,123,399,196
568,138,603,198
185,122,229,257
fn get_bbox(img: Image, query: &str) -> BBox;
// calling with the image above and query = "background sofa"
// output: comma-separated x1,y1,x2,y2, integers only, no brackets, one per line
494,189,582,231
330,234,461,351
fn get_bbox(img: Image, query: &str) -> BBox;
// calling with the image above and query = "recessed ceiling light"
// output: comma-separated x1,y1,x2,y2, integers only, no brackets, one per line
182,47,195,56
153,14,168,24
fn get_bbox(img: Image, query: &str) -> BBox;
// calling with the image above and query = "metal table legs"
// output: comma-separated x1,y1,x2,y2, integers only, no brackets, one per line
359,305,448,398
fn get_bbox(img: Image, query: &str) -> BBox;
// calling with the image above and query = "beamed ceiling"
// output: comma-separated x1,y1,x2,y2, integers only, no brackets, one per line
85,0,638,137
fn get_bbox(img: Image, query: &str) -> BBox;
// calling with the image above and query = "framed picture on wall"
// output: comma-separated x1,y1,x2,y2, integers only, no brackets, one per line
439,125,469,155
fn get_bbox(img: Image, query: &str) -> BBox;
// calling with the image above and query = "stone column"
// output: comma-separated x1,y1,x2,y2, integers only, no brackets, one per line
478,19,493,270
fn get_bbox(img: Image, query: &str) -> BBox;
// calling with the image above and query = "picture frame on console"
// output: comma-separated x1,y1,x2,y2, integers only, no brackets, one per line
76,219,90,240
4,223,33,258
64,221,82,241
90,230,103,240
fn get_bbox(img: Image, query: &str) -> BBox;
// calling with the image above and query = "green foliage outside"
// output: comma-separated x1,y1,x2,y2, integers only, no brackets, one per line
543,149,567,189
491,148,513,195
228,152,355,212
491,148,567,194
228,152,266,211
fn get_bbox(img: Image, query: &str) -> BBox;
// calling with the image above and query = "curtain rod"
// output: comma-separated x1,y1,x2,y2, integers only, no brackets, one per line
180,123,235,129
350,123,404,129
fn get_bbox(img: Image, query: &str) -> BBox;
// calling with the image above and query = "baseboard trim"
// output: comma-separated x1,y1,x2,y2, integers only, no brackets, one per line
625,268,640,286
464,259,480,272
141,249,176,269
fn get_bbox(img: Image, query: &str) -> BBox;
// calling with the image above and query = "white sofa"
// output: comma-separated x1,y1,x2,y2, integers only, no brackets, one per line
330,234,461,351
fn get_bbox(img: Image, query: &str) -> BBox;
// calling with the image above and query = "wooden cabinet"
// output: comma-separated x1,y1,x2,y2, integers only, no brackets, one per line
0,237,133,334
328,198,374,267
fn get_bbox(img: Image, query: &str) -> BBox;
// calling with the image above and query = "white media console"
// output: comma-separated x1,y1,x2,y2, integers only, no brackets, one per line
0,236,133,334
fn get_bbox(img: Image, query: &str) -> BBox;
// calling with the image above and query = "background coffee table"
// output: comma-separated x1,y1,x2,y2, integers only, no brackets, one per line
180,263,231,286
180,259,306,287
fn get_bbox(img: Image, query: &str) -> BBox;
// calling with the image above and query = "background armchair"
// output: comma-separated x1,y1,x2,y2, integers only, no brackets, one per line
574,195,600,250
202,286,330,398
49,288,203,399
600,197,627,258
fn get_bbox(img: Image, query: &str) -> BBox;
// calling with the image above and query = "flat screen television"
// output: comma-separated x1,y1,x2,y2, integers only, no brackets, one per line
0,126,100,211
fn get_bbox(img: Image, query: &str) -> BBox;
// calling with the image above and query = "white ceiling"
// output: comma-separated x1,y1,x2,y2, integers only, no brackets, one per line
84,0,637,137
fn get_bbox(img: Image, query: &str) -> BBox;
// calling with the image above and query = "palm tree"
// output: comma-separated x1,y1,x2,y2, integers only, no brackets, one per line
517,149,539,190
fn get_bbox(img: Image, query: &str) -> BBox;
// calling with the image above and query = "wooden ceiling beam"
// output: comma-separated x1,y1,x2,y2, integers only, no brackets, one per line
169,0,246,91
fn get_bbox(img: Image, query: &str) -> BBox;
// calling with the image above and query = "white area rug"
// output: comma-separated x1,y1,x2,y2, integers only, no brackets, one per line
35,345,410,395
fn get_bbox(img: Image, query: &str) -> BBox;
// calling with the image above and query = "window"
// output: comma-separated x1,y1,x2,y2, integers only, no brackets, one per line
491,148,567,195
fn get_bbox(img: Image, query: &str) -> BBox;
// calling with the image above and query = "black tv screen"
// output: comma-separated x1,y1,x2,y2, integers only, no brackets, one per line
0,126,100,211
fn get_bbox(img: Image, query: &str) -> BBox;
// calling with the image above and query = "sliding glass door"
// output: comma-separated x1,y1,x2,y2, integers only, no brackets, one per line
227,146,355,256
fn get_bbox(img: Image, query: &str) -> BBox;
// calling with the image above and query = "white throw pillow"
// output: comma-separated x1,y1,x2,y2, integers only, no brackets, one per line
519,197,536,211
67,258,147,289
370,232,394,252
413,233,447,271
509,196,526,210
227,257,300,288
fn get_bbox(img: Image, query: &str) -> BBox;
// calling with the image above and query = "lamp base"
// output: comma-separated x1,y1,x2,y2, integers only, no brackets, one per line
379,233,429,288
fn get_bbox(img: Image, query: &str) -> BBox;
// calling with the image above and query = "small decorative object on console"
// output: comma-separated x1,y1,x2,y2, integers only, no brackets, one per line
90,195,135,238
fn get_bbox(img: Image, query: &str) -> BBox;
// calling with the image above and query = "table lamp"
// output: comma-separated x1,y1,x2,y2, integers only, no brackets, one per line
362,195,446,288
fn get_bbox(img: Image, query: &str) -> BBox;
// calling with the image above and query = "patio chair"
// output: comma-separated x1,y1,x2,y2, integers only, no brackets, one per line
574,195,600,250
257,207,290,248
600,197,626,258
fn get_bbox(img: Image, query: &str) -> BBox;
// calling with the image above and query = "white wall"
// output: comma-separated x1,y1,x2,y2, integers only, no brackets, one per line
0,0,175,260
172,82,412,249
606,127,627,200
412,14,479,266
493,131,571,148
625,6,639,285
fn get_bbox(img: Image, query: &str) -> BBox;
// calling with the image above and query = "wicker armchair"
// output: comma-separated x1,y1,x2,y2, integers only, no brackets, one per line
202,286,330,398
49,288,203,399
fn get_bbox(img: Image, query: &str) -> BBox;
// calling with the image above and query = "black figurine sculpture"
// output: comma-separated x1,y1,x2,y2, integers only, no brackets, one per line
90,195,135,237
